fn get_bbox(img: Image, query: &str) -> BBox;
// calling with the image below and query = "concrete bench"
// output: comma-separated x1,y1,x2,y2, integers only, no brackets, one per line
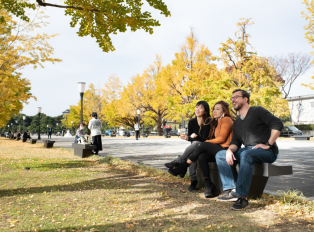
291,135,313,140
72,143,97,158
195,162,293,199
29,139,37,144
43,140,55,148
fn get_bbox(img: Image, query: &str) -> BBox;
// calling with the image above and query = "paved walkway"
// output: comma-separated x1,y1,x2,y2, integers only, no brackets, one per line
39,136,314,199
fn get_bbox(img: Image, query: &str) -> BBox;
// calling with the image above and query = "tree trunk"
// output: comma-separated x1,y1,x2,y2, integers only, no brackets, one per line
157,115,162,136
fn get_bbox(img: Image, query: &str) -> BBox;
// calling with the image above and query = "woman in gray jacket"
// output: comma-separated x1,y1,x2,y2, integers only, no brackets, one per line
88,112,102,155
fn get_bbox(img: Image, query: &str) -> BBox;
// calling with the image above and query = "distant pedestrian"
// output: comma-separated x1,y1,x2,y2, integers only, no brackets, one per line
88,112,102,155
134,122,140,140
48,126,52,139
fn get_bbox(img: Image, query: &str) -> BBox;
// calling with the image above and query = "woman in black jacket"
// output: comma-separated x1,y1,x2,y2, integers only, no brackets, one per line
164,101,211,191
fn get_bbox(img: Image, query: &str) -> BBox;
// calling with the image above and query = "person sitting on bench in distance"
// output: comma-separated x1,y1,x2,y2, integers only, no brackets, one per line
164,101,211,192
168,101,233,198
74,123,85,144
23,131,31,139
215,89,283,211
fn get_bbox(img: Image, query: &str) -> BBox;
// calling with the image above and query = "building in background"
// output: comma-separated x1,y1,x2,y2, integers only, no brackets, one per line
287,94,314,125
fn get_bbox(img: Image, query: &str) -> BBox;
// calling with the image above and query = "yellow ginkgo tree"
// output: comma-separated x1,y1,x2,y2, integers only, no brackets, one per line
0,9,61,127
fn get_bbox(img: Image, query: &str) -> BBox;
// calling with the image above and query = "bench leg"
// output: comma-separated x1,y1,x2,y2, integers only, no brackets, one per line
74,147,93,158
248,176,269,199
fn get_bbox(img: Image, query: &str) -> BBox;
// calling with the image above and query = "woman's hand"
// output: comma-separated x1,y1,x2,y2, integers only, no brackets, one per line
190,133,198,139
180,134,189,141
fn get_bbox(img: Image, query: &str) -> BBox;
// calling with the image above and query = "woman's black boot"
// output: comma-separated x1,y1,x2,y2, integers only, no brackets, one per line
164,160,181,169
188,180,198,192
204,178,219,198
168,162,190,177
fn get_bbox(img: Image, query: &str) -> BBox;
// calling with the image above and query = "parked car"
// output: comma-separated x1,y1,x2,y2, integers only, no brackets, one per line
141,133,148,137
169,130,179,136
280,126,303,137
150,132,158,136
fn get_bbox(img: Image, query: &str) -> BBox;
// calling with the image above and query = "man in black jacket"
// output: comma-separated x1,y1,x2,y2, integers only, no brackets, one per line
216,89,283,211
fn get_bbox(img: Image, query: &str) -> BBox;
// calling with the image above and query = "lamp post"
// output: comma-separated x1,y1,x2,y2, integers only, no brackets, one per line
47,125,49,136
71,121,73,134
38,107,42,140
23,116,26,134
56,123,58,135
15,120,19,132
137,109,140,138
78,82,86,124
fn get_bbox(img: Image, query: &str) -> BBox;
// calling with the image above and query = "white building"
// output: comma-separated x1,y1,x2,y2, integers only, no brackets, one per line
287,94,314,125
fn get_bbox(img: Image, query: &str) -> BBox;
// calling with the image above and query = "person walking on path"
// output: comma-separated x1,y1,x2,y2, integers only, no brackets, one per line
165,101,212,192
216,89,283,211
168,101,233,198
134,122,140,140
88,112,102,155
48,126,52,139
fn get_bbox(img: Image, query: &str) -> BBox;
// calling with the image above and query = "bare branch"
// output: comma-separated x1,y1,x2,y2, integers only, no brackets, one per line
268,52,312,98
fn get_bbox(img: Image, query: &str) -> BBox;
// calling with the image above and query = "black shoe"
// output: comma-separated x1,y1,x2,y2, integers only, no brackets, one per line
188,180,198,192
168,162,190,177
204,179,219,198
164,161,181,169
179,173,186,178
217,190,238,201
230,198,249,211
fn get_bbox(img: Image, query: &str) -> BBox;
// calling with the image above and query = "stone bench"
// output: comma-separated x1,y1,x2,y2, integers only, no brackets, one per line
72,143,97,158
29,139,37,144
195,162,293,199
291,135,313,141
43,140,55,148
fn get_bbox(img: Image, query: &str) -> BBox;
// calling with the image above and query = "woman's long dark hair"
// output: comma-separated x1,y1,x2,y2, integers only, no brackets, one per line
209,100,233,138
195,101,211,139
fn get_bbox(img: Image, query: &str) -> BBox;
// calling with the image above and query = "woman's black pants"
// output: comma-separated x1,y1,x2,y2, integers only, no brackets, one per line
189,142,227,179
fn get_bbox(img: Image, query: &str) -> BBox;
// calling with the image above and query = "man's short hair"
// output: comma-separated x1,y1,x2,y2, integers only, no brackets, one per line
232,89,250,104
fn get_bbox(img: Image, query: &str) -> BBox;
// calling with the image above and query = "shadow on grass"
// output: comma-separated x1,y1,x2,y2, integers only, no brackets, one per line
0,171,159,198
35,160,96,169
1,163,311,231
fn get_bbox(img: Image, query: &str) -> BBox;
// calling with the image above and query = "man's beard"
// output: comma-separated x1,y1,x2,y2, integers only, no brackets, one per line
234,102,244,111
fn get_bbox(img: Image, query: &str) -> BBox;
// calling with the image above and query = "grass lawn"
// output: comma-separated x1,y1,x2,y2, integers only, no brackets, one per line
0,138,314,232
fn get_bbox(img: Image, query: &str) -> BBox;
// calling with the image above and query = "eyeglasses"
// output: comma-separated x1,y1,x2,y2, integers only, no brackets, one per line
230,95,243,101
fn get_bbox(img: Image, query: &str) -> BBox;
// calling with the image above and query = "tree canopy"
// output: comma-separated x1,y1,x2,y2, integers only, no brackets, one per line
0,0,170,52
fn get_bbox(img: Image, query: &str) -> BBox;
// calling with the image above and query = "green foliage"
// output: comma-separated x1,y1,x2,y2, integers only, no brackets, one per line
1,0,170,52
294,124,314,130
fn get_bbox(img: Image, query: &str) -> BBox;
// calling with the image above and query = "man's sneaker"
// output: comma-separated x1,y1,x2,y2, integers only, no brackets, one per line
230,198,249,211
217,190,238,201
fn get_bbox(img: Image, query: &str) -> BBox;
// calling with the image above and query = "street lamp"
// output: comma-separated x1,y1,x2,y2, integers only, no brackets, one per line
71,121,73,134
23,116,26,134
47,125,49,136
137,109,140,139
78,82,86,124
38,107,42,140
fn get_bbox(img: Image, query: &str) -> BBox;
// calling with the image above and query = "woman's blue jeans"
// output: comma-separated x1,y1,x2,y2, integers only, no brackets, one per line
216,146,277,198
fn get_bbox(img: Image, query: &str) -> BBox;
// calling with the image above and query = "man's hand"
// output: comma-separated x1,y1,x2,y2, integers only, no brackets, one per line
180,134,189,141
226,149,236,165
252,144,270,150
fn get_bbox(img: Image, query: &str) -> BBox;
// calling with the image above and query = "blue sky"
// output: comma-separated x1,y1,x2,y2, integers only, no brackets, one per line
21,0,314,116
